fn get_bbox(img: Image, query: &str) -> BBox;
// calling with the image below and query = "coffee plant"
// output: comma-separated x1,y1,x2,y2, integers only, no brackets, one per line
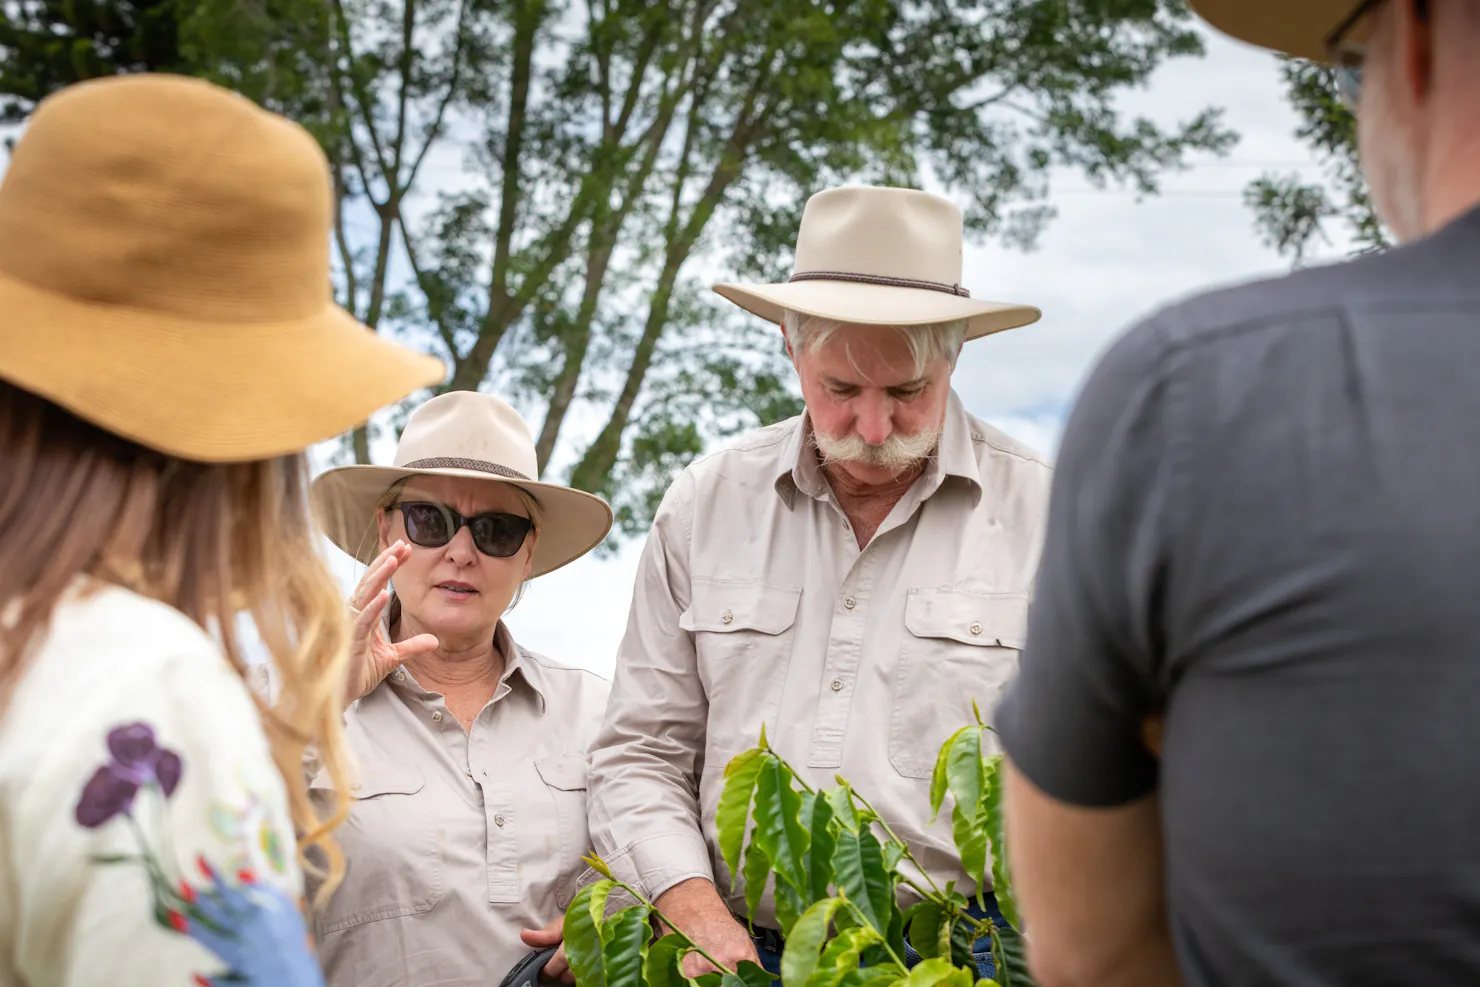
565,708,1035,987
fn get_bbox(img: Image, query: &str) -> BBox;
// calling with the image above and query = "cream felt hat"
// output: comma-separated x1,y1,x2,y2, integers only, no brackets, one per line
1187,0,1353,62
713,185,1040,340
312,391,614,577
0,74,444,461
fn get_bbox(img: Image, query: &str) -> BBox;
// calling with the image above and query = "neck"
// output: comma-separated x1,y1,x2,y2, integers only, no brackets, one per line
1416,85,1480,236
396,614,505,699
822,458,927,548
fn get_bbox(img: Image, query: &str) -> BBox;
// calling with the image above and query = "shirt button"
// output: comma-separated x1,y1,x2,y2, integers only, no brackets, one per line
494,815,506,827
432,711,444,722
830,679,843,692
721,610,734,624
843,597,856,610
395,670,406,682
969,622,984,636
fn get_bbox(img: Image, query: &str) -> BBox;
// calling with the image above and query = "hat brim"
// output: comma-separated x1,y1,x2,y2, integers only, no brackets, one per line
1188,0,1349,62
311,465,614,578
0,267,445,462
712,280,1040,340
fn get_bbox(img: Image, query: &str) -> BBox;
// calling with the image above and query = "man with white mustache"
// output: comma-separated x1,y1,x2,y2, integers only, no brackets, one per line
587,185,1052,982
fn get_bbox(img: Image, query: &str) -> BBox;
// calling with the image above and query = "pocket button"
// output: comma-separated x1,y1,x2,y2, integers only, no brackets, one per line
721,610,734,624
969,622,983,636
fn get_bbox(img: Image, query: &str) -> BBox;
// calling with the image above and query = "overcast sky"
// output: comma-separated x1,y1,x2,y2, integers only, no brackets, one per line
314,26,1357,677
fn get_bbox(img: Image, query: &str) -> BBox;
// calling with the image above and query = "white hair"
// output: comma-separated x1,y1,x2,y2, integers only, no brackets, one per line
781,310,967,379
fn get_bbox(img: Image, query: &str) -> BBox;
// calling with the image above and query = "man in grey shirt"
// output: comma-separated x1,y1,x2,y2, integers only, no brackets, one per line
995,1,1480,985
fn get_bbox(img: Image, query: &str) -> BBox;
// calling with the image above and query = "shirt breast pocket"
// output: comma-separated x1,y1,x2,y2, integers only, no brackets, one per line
680,577,802,755
533,751,592,910
888,590,1028,779
308,760,444,934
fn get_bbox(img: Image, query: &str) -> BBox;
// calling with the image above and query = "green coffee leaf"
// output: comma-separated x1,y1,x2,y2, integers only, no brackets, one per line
742,840,772,925
904,901,945,960
838,968,904,987
989,922,1031,987
644,934,687,987
583,854,615,880
755,758,810,893
693,973,725,987
718,749,769,876
601,906,650,987
981,755,1021,931
804,926,876,987
723,961,775,987
832,825,894,936
800,791,837,902
882,841,906,874
951,798,988,911
930,726,975,819
944,727,986,828
565,881,613,987
780,897,843,987
775,877,806,936
826,784,860,833
896,957,963,987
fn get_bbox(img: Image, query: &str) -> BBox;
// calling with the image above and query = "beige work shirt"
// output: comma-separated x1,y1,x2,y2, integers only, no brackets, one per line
587,391,1052,928
306,624,609,987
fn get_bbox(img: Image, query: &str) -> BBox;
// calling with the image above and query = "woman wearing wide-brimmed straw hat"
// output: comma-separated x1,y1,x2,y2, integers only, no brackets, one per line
0,75,443,986
305,389,614,987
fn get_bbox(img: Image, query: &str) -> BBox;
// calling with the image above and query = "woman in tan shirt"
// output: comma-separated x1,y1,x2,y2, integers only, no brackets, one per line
307,391,614,987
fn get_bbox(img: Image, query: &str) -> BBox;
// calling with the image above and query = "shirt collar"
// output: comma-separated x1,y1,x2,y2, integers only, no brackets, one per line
773,389,982,508
386,620,548,713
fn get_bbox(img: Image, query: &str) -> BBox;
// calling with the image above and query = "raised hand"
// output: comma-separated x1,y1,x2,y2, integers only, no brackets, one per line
344,540,439,705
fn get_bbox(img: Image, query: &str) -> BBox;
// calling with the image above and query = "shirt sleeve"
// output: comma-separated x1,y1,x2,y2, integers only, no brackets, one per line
995,317,1182,807
10,642,324,987
586,469,715,901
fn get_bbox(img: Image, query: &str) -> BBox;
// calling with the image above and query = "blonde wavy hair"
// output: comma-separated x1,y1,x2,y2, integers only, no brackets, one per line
0,380,354,902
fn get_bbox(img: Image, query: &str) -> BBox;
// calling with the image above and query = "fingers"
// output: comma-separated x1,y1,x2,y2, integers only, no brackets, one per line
351,540,411,610
543,944,574,984
521,916,563,947
394,632,440,662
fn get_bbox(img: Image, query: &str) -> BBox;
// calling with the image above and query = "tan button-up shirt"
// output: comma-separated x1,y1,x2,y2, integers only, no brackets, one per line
587,391,1051,928
306,624,609,987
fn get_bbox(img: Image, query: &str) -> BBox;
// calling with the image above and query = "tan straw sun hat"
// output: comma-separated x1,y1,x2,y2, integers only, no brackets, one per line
713,185,1040,340
0,74,444,462
312,391,614,578
1186,0,1354,62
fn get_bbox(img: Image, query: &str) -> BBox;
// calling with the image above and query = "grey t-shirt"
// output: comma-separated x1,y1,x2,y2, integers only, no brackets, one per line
997,206,1480,986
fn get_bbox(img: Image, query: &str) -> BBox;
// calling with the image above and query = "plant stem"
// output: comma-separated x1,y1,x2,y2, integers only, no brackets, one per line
840,896,909,971
848,788,949,901
606,876,739,977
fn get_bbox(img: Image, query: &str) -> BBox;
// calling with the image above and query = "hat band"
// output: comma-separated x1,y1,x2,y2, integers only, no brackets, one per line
401,457,533,481
788,270,970,298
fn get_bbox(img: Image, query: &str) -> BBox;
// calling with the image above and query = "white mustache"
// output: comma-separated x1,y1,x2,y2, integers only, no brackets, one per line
815,426,940,473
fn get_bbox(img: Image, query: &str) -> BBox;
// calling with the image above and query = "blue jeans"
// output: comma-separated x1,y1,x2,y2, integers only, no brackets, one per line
748,895,1011,983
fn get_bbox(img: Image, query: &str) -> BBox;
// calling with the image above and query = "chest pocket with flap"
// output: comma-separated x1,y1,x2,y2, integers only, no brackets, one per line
679,577,802,755
307,760,444,934
889,590,1028,779
534,751,592,910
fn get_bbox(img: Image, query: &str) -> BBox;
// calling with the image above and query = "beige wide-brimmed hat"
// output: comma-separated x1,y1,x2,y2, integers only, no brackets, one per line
713,186,1040,341
1187,0,1350,62
0,74,444,462
312,391,614,577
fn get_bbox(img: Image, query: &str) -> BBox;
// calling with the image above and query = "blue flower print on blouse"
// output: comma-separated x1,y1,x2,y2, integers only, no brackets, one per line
74,722,324,987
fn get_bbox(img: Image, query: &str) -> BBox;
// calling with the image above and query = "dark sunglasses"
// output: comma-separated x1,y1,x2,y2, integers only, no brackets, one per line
1326,0,1428,111
391,501,534,558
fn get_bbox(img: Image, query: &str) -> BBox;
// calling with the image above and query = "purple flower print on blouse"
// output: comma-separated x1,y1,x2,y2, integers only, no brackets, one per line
75,722,184,827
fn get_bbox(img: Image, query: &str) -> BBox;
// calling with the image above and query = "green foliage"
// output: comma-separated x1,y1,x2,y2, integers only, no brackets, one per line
567,722,1028,987
1,0,1237,529
1244,57,1389,265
